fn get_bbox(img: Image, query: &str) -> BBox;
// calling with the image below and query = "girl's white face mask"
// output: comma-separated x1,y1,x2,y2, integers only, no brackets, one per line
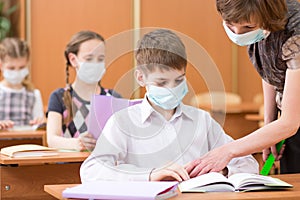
76,61,106,84
146,79,188,110
3,68,29,85
223,21,269,46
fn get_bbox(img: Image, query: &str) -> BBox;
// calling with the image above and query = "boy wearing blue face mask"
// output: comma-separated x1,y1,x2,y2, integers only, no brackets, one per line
80,29,258,182
46,31,121,151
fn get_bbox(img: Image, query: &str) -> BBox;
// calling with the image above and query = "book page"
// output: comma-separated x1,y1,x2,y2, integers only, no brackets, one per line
179,172,235,192
12,151,58,158
1,144,57,157
228,173,293,190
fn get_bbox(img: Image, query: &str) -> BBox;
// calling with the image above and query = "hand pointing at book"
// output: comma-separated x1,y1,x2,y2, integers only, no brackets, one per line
185,145,232,177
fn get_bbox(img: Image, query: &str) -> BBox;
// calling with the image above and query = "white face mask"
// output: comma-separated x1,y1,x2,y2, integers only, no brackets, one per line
77,61,106,84
223,21,269,46
147,79,188,110
3,68,29,85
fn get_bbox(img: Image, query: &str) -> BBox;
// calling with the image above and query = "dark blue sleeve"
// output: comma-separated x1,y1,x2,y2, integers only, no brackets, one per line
46,88,65,117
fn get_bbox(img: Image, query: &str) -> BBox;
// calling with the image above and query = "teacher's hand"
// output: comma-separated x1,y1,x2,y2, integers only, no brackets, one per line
185,145,232,178
262,144,285,162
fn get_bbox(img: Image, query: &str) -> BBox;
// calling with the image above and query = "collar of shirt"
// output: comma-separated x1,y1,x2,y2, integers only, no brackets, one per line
140,94,194,124
0,83,26,93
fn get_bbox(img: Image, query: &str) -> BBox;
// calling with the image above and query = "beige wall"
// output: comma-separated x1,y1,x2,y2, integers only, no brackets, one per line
30,0,134,105
28,0,262,107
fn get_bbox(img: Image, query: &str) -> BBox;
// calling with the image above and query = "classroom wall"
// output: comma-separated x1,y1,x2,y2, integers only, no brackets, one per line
28,0,262,107
30,0,134,105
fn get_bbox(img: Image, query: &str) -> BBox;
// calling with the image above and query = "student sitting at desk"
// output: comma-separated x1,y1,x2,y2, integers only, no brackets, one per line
0,38,44,129
47,31,121,151
80,29,258,182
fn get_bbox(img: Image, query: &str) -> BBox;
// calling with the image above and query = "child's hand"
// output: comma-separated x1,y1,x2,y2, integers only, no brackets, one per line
150,163,190,182
29,117,45,125
78,132,97,151
0,120,14,130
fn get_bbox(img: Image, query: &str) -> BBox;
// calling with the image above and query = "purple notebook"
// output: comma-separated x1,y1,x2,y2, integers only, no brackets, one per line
62,181,178,200
88,95,142,139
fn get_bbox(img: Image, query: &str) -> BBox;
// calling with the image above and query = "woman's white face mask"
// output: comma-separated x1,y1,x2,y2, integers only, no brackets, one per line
223,21,270,46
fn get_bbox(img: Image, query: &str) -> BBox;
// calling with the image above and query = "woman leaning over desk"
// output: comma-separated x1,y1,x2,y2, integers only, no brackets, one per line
186,0,300,175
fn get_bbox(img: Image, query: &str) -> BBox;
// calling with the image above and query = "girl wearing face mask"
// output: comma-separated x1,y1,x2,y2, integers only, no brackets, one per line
0,38,44,129
185,0,300,176
47,30,121,151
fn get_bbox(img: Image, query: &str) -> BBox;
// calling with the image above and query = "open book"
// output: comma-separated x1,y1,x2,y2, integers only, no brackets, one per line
62,181,178,200
179,172,293,192
0,144,58,158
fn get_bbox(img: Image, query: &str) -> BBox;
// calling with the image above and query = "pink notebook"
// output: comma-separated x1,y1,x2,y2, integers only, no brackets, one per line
62,181,178,200
88,95,142,139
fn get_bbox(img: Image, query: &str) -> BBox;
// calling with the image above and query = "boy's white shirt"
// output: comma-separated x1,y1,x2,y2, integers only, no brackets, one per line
0,84,44,119
80,96,258,182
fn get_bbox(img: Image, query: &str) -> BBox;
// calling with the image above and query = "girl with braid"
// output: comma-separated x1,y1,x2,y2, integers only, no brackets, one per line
0,38,44,130
47,31,121,151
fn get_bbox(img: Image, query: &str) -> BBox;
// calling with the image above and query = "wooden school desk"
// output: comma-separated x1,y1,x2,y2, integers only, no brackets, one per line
0,130,46,148
44,173,300,200
0,151,90,200
199,102,261,139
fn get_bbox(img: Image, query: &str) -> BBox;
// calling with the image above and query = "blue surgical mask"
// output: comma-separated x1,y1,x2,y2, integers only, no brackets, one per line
223,21,269,46
147,80,188,110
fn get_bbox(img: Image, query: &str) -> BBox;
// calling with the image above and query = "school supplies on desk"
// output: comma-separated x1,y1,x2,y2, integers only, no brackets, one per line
88,95,142,139
62,180,178,200
0,144,58,158
178,172,292,192
260,140,285,175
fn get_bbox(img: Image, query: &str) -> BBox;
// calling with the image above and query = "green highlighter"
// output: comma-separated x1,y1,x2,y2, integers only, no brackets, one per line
260,140,285,176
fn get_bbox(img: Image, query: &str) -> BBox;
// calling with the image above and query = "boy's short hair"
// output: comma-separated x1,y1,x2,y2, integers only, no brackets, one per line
135,29,187,72
216,0,287,32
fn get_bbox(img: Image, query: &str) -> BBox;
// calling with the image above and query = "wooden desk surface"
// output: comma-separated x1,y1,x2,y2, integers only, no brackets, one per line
0,130,46,139
0,151,90,165
0,130,47,148
44,174,300,200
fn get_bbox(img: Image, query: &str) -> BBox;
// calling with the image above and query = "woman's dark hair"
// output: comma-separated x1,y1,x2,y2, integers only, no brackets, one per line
216,0,288,32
